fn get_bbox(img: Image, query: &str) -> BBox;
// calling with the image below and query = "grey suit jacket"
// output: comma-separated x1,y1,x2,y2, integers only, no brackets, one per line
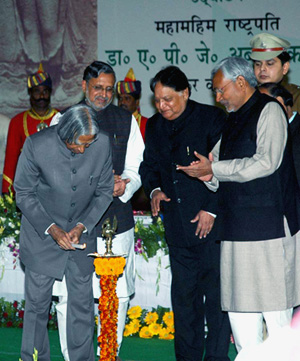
14,125,114,279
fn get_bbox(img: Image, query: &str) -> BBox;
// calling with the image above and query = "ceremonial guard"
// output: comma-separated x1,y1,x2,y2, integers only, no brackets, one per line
2,64,58,193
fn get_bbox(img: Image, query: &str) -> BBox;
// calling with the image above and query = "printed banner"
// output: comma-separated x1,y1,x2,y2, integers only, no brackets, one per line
98,0,300,117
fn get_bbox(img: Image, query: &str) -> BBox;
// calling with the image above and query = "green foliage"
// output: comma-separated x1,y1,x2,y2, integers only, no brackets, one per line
0,190,21,244
134,216,168,260
0,298,25,328
0,298,57,330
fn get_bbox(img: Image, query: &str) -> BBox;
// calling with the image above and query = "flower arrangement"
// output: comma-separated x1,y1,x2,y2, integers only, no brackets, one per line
123,305,174,340
0,297,174,341
0,190,21,270
134,216,168,261
0,297,57,329
94,257,126,361
134,216,169,294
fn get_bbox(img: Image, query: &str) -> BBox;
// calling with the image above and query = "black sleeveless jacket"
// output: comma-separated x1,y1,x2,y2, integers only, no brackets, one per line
218,91,299,241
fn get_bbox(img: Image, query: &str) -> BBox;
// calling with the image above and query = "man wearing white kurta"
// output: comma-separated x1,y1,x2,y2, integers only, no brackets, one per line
177,57,300,356
51,61,144,361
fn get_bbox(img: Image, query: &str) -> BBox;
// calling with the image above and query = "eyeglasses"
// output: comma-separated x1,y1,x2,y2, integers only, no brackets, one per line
212,80,233,95
89,85,115,94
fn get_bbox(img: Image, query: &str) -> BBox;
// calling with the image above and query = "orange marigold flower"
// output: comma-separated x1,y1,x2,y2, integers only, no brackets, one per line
127,305,142,319
139,326,152,339
94,257,126,276
144,311,159,325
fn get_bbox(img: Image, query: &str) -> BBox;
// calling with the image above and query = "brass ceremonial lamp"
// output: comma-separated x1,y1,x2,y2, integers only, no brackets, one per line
90,216,127,361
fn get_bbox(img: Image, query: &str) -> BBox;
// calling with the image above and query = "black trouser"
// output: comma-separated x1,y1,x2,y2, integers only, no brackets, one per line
169,240,231,361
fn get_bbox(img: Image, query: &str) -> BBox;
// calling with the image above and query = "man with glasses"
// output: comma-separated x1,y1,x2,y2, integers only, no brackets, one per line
15,104,114,361
178,57,300,356
52,61,144,361
140,65,231,361
2,63,59,194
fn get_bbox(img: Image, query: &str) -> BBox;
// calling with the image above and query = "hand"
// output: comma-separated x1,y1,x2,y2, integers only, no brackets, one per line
48,224,75,250
177,151,213,180
113,175,130,197
68,224,85,244
199,153,214,182
191,210,215,239
151,190,171,217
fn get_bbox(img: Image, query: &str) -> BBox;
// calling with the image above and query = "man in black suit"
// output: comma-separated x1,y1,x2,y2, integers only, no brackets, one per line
139,66,231,361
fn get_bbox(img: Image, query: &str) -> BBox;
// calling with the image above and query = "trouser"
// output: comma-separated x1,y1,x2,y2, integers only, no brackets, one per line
169,241,231,361
21,256,95,361
56,229,135,360
229,308,293,353
56,295,129,360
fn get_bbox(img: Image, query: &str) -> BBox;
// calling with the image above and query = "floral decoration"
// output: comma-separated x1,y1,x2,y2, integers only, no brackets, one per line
0,297,176,341
0,190,21,270
134,216,168,261
0,297,57,329
134,216,170,295
94,257,126,361
123,305,174,340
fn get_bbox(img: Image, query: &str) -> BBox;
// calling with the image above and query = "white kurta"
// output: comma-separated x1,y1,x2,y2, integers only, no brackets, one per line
209,102,300,312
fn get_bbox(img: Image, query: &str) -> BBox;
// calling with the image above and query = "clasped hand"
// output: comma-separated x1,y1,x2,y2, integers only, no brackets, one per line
48,223,85,250
113,174,130,197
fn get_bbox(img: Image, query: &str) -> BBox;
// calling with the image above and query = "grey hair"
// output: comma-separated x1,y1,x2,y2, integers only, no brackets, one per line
211,57,257,88
57,104,99,144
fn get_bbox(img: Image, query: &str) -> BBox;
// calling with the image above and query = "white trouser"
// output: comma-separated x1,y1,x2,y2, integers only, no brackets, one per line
56,296,69,361
229,308,293,353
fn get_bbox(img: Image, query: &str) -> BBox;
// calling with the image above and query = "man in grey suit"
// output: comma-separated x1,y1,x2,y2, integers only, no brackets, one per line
14,104,114,361
178,57,300,356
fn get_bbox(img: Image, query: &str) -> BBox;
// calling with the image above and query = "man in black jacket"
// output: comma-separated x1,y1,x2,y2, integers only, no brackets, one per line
139,66,231,361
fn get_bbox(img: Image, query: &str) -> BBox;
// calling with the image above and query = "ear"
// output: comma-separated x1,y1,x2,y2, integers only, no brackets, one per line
135,99,140,107
182,87,189,100
236,75,247,90
82,80,87,93
282,61,290,75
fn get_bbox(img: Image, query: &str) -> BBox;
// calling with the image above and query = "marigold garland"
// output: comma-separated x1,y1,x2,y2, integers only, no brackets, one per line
94,257,126,361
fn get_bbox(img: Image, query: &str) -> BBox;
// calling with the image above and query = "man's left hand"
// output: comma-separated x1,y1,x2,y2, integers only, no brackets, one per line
113,175,130,197
191,210,215,239
68,224,85,244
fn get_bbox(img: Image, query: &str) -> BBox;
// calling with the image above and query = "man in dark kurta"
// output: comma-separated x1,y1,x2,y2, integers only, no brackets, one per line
178,57,300,356
139,66,231,361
